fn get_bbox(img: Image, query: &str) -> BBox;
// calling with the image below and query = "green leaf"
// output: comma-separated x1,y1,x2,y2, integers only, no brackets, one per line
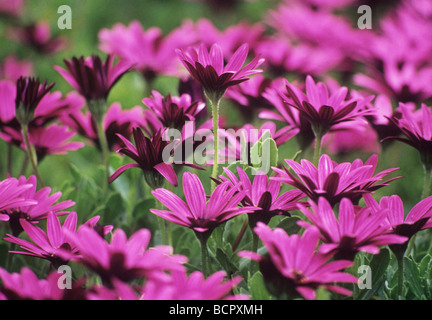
404,256,426,299
215,247,238,274
248,271,272,300
357,248,390,300
275,216,301,235
103,192,125,225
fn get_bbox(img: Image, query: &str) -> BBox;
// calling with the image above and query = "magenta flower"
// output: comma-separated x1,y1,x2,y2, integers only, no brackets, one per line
8,21,66,55
89,269,247,300
54,54,132,104
4,212,110,267
239,222,358,300
1,123,84,162
216,166,305,228
109,128,201,188
1,175,75,236
297,197,408,260
216,122,297,166
151,171,257,237
141,270,247,300
98,21,195,81
0,55,33,81
279,75,370,138
364,194,432,247
60,95,145,151
0,177,37,222
0,267,71,300
4,211,80,266
0,0,24,18
142,90,206,131
176,43,264,101
273,153,400,207
385,103,432,170
15,76,55,125
65,226,187,286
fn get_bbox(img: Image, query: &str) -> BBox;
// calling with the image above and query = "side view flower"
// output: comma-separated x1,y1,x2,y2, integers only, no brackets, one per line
239,222,358,300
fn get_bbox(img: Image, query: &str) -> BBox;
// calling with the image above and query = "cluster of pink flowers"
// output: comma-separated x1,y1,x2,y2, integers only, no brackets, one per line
1,0,432,301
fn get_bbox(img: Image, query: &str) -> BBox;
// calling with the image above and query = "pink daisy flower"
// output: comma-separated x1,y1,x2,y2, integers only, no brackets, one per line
297,197,408,260
239,222,358,300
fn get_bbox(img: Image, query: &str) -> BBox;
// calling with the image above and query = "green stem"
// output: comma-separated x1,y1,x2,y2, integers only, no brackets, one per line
22,124,45,187
232,217,249,252
96,117,110,191
313,130,323,166
250,232,259,274
210,97,220,192
421,164,432,200
199,236,209,277
397,255,404,299
156,200,167,245
6,143,12,177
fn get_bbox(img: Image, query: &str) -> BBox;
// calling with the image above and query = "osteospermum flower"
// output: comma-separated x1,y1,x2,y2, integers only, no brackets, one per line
151,171,257,237
89,269,247,300
60,95,145,151
216,167,305,228
239,222,358,300
386,103,432,172
54,54,132,121
297,197,408,260
65,226,187,286
0,267,78,300
0,177,36,222
109,128,201,189
98,21,195,81
4,212,110,267
1,175,75,236
273,153,400,207
142,90,206,131
4,211,79,266
176,43,264,101
260,79,315,150
280,75,370,139
15,76,55,125
364,193,432,252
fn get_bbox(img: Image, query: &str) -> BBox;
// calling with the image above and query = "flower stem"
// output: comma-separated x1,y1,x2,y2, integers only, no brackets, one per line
200,238,209,277
313,130,323,166
156,200,167,245
421,164,432,199
96,117,110,191
250,232,259,274
22,124,45,187
396,255,404,299
209,97,220,192
232,217,249,252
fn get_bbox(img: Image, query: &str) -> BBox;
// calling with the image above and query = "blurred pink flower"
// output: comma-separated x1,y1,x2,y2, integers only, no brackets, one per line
0,0,25,18
89,269,247,300
8,21,66,54
1,175,75,236
0,55,33,81
65,226,187,286
0,177,37,222
60,94,145,151
99,21,195,81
